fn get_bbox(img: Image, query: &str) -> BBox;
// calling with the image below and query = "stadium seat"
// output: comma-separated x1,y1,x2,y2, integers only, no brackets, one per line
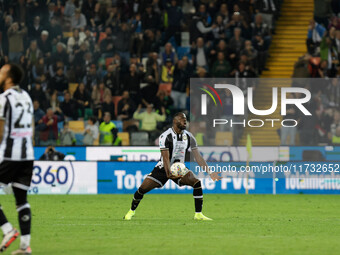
159,83,172,95
130,132,149,145
63,31,73,38
112,96,122,117
75,133,84,145
113,121,123,132
177,46,190,59
118,132,130,146
123,120,139,132
69,83,78,97
68,121,85,133
215,132,233,146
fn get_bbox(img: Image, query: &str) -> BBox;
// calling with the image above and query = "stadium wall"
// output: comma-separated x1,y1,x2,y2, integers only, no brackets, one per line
34,146,340,161
0,160,337,195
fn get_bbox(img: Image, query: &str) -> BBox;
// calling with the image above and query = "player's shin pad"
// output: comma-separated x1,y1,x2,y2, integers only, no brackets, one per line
17,203,31,236
193,181,203,213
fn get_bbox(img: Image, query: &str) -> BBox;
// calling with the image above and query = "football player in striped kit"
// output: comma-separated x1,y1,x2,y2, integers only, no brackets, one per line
0,64,34,254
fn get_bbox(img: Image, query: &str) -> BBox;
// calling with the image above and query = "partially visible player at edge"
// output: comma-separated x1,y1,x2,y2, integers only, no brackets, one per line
0,64,34,254
124,112,221,221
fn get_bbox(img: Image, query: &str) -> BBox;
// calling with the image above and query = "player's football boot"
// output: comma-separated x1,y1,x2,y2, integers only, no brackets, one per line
0,228,19,252
123,209,135,220
11,246,32,255
194,212,213,221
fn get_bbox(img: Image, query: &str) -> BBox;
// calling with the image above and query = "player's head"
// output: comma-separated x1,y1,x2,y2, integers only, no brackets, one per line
0,63,24,91
173,112,187,131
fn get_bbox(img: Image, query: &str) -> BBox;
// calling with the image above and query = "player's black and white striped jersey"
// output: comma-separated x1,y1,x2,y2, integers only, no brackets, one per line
0,86,34,161
156,127,197,167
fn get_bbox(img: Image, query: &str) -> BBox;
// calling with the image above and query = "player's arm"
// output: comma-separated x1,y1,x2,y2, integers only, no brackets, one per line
192,148,221,181
161,149,175,179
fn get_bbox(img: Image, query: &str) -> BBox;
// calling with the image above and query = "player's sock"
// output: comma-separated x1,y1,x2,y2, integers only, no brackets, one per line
17,203,31,249
193,181,203,213
131,188,145,211
20,235,31,250
0,206,12,235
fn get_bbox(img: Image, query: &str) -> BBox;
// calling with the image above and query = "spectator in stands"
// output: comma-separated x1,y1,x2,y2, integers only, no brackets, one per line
212,15,227,42
71,8,87,30
226,11,249,39
141,29,161,55
39,146,65,160
25,40,42,66
40,108,64,146
99,112,121,146
172,59,189,110
117,91,136,121
82,0,97,25
32,57,47,81
191,37,209,70
30,82,48,110
38,30,52,58
255,0,277,31
162,0,183,46
73,83,91,118
100,27,115,57
189,11,216,44
241,40,258,72
92,81,112,115
229,28,245,59
123,63,143,102
60,92,78,120
48,92,62,113
211,52,232,77
83,116,99,145
141,4,161,31
154,90,174,116
8,22,27,63
115,23,132,64
161,43,178,65
28,16,43,42
104,64,121,96
252,34,269,73
51,42,69,70
49,67,69,94
281,94,299,145
133,104,166,142
330,126,340,145
101,94,116,120
48,16,63,45
307,19,326,55
320,36,339,77
33,100,46,145
83,63,100,91
161,58,175,83
1,15,13,57
133,104,166,132
59,121,76,146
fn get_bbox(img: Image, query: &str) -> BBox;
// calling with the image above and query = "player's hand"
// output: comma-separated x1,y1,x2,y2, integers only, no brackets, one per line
210,172,222,181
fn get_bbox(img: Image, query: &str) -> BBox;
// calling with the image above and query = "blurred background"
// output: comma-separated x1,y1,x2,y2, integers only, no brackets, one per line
0,0,339,147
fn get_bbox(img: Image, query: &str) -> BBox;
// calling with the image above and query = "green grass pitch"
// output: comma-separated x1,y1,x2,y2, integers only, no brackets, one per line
1,194,339,255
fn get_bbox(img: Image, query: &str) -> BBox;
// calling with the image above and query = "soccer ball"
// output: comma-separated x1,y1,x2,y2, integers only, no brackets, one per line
170,163,188,177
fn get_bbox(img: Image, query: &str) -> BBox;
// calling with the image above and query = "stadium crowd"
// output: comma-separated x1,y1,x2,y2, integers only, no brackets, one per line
4,0,340,146
289,0,340,146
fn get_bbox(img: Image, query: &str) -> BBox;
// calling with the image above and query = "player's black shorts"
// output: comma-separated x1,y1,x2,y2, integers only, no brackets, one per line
146,165,182,187
0,160,33,191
